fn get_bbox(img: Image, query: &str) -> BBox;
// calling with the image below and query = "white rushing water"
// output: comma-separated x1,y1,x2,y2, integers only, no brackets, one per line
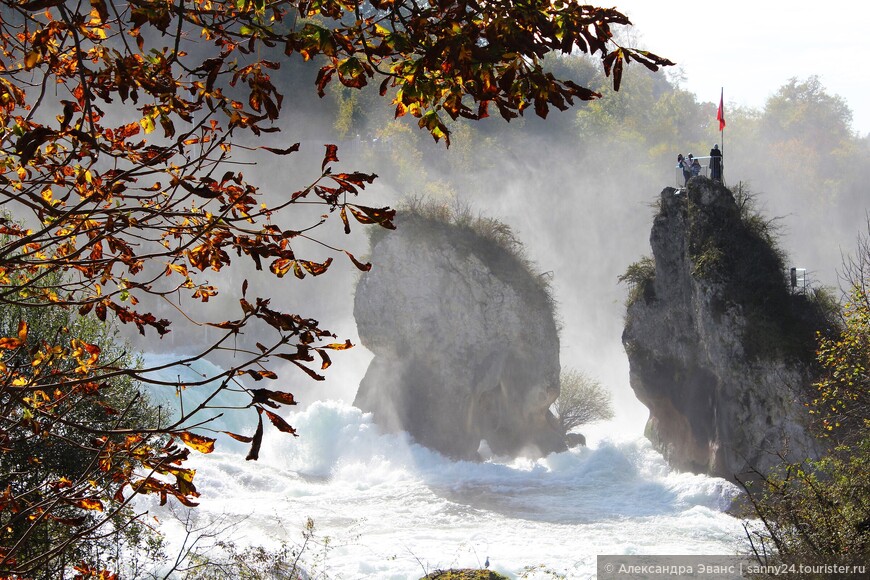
140,357,749,579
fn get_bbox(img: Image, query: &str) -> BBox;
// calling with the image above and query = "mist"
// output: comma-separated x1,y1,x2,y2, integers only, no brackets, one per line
123,53,870,449
97,39,870,580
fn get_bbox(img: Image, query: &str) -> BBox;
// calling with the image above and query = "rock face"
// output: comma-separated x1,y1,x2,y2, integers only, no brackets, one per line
622,178,827,481
354,212,565,460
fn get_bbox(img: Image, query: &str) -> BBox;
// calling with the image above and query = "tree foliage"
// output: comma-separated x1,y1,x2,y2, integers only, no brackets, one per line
552,368,613,434
0,0,669,574
740,232,870,574
0,267,163,578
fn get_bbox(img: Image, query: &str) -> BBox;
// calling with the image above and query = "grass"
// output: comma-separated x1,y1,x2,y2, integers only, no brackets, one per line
369,195,557,321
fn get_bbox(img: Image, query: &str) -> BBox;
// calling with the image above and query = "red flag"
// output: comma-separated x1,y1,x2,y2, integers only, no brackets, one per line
716,89,726,131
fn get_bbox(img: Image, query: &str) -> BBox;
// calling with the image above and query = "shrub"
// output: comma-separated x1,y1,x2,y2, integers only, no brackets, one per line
552,368,614,434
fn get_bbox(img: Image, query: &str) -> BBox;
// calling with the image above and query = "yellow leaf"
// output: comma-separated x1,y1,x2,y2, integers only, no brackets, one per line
140,116,155,134
24,51,40,70
74,498,104,512
179,431,215,453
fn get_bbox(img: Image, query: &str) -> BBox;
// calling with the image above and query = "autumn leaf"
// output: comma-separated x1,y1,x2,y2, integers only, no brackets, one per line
72,498,104,512
322,144,339,171
0,320,27,349
222,431,254,443
340,206,351,234
178,431,216,453
24,51,41,70
347,205,397,229
140,116,155,134
299,258,332,276
246,410,264,461
345,250,371,271
261,144,300,155
0,337,23,350
264,408,297,435
253,388,296,405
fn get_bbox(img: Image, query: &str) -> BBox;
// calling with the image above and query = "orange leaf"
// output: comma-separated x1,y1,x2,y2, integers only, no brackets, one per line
73,498,104,512
322,144,338,171
299,258,332,276
0,337,23,350
179,431,215,453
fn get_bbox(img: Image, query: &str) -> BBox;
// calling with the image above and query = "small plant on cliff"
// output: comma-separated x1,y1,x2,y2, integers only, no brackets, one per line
553,368,615,434
619,256,656,306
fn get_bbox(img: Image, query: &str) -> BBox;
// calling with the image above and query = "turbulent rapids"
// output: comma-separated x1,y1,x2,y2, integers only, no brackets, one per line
141,358,747,579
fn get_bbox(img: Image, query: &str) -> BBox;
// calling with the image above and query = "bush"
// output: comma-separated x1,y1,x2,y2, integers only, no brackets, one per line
739,283,870,574
619,256,656,306
0,272,162,577
552,368,614,434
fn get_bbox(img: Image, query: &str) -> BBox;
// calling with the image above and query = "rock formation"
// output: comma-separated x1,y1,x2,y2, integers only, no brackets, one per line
622,178,832,481
353,210,565,460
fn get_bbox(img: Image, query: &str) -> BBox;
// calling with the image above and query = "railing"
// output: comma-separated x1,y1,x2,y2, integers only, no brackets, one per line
675,155,723,187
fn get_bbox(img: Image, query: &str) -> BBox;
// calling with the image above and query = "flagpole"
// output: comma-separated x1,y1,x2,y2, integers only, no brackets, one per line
719,87,725,185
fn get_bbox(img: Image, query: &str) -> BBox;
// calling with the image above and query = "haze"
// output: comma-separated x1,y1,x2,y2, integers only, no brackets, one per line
619,0,870,136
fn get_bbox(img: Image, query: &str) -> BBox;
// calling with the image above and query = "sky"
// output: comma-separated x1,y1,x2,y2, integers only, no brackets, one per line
616,0,870,136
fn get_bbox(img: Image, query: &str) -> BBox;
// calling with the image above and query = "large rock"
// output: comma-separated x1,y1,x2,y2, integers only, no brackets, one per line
354,211,565,460
622,178,829,481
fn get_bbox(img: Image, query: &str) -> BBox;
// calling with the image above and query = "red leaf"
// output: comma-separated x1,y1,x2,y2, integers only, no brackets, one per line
264,408,298,435
345,250,371,271
322,144,338,171
348,205,396,229
223,431,254,443
291,359,325,381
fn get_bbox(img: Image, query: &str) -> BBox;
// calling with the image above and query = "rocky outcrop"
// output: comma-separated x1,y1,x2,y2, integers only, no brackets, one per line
622,178,830,481
353,211,565,460
565,433,586,448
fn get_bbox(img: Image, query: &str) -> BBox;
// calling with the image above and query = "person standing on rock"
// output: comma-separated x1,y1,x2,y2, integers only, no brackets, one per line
709,144,723,181
677,153,691,186
690,154,701,177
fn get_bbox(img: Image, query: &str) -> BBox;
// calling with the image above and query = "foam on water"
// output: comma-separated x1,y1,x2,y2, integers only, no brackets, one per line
139,357,749,579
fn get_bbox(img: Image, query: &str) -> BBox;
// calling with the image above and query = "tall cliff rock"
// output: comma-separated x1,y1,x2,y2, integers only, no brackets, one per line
622,178,832,481
353,210,565,460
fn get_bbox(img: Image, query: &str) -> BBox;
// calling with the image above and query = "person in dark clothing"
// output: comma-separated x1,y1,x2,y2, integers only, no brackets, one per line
710,144,723,181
